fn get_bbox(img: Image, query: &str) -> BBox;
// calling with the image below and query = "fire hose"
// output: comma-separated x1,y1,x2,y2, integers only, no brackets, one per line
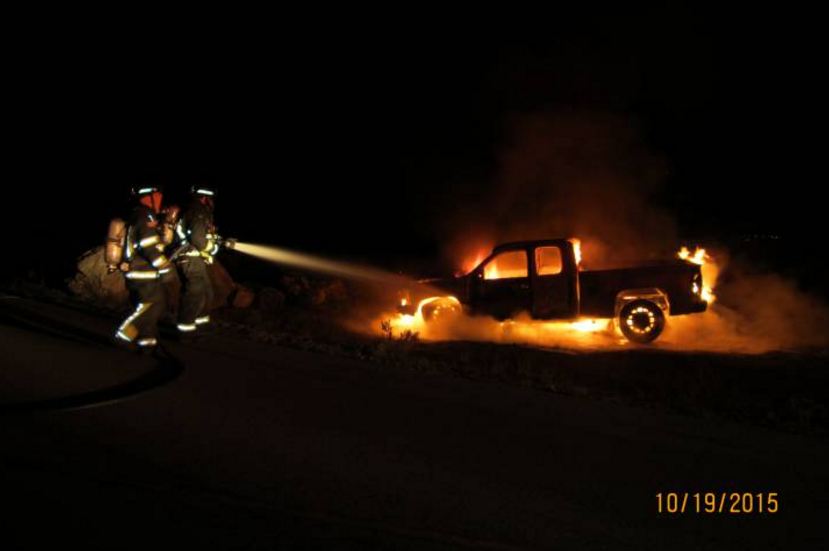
0,294,184,415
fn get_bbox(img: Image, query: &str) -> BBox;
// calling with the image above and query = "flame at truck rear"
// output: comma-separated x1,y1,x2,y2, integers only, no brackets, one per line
678,246,717,303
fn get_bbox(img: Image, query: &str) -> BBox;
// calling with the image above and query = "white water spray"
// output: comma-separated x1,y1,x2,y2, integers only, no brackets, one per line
232,242,409,285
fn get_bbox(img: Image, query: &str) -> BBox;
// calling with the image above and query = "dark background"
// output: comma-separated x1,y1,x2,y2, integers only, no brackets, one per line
4,8,826,290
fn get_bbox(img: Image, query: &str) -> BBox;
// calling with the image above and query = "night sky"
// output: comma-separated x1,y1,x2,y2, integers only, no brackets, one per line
6,8,826,283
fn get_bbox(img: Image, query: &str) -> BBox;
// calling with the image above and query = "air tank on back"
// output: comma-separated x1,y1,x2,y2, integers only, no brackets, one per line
105,218,126,270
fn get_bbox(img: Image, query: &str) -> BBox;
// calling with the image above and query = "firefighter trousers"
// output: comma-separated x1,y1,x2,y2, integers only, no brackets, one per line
176,256,214,331
116,278,166,347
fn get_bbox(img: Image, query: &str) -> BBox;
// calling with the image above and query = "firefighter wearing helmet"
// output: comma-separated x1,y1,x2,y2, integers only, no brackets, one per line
173,184,221,336
113,185,173,351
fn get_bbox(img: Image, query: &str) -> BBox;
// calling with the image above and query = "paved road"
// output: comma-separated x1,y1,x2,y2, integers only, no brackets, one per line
1,296,827,549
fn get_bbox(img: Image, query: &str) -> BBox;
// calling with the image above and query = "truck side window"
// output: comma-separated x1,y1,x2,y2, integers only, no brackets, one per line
536,246,562,276
484,251,528,280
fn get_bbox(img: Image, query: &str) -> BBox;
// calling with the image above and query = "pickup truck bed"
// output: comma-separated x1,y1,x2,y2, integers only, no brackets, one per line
579,261,707,318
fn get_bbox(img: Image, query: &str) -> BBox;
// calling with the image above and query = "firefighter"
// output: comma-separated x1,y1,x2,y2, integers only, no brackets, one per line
173,184,220,336
114,185,172,351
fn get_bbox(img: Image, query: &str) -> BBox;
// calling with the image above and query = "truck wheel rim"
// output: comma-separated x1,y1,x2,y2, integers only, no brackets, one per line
625,306,657,335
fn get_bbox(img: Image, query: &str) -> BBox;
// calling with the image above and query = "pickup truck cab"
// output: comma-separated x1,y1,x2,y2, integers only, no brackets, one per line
408,239,708,343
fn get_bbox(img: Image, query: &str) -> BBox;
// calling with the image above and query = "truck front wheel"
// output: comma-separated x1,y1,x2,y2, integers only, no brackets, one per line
619,299,665,344
420,296,462,322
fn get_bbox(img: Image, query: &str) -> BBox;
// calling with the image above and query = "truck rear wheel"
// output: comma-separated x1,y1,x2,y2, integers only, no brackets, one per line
619,299,665,343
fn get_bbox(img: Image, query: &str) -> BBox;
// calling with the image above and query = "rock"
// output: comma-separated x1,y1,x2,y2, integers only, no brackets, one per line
308,279,348,307
281,274,311,297
68,247,130,309
258,287,286,310
207,261,236,309
232,285,256,309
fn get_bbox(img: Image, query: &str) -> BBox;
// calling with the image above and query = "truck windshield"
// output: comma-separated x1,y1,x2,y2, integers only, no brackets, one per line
484,250,528,280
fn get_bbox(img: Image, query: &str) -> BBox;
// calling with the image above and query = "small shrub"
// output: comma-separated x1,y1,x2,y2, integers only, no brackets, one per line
380,319,393,340
399,329,420,343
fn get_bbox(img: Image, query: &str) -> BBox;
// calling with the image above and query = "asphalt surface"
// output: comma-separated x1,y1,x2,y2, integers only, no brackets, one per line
1,295,828,549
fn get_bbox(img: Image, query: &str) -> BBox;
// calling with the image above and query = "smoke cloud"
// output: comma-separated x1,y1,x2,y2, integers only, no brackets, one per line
394,108,829,352
440,109,675,271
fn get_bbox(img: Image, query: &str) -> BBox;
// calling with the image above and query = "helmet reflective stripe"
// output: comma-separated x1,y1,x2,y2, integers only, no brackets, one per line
136,338,157,347
139,235,160,248
125,271,160,280
177,323,197,332
195,188,214,196
138,187,156,194
195,315,210,325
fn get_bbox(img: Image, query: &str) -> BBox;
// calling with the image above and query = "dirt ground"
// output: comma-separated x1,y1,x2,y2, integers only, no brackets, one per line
2,286,828,549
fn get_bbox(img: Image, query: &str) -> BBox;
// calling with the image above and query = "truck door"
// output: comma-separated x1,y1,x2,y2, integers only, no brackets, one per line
532,245,574,319
472,249,532,319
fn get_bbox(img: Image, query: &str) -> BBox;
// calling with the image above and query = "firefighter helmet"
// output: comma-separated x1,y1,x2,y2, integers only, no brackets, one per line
131,184,163,197
131,184,164,213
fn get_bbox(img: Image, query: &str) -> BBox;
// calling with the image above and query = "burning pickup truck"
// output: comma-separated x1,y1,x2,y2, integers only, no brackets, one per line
398,239,709,343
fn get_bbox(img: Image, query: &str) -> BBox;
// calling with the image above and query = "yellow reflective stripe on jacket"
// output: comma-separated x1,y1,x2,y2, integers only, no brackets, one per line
176,221,187,241
125,270,160,280
139,235,161,248
125,234,135,260
152,255,169,268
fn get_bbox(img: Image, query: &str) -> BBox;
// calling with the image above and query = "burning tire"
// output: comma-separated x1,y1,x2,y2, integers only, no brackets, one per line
619,299,665,344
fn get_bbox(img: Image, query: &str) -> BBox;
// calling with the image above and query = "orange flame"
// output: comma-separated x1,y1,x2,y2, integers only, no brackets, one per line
458,249,489,276
678,246,707,265
678,246,717,303
385,295,611,343
570,238,582,267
